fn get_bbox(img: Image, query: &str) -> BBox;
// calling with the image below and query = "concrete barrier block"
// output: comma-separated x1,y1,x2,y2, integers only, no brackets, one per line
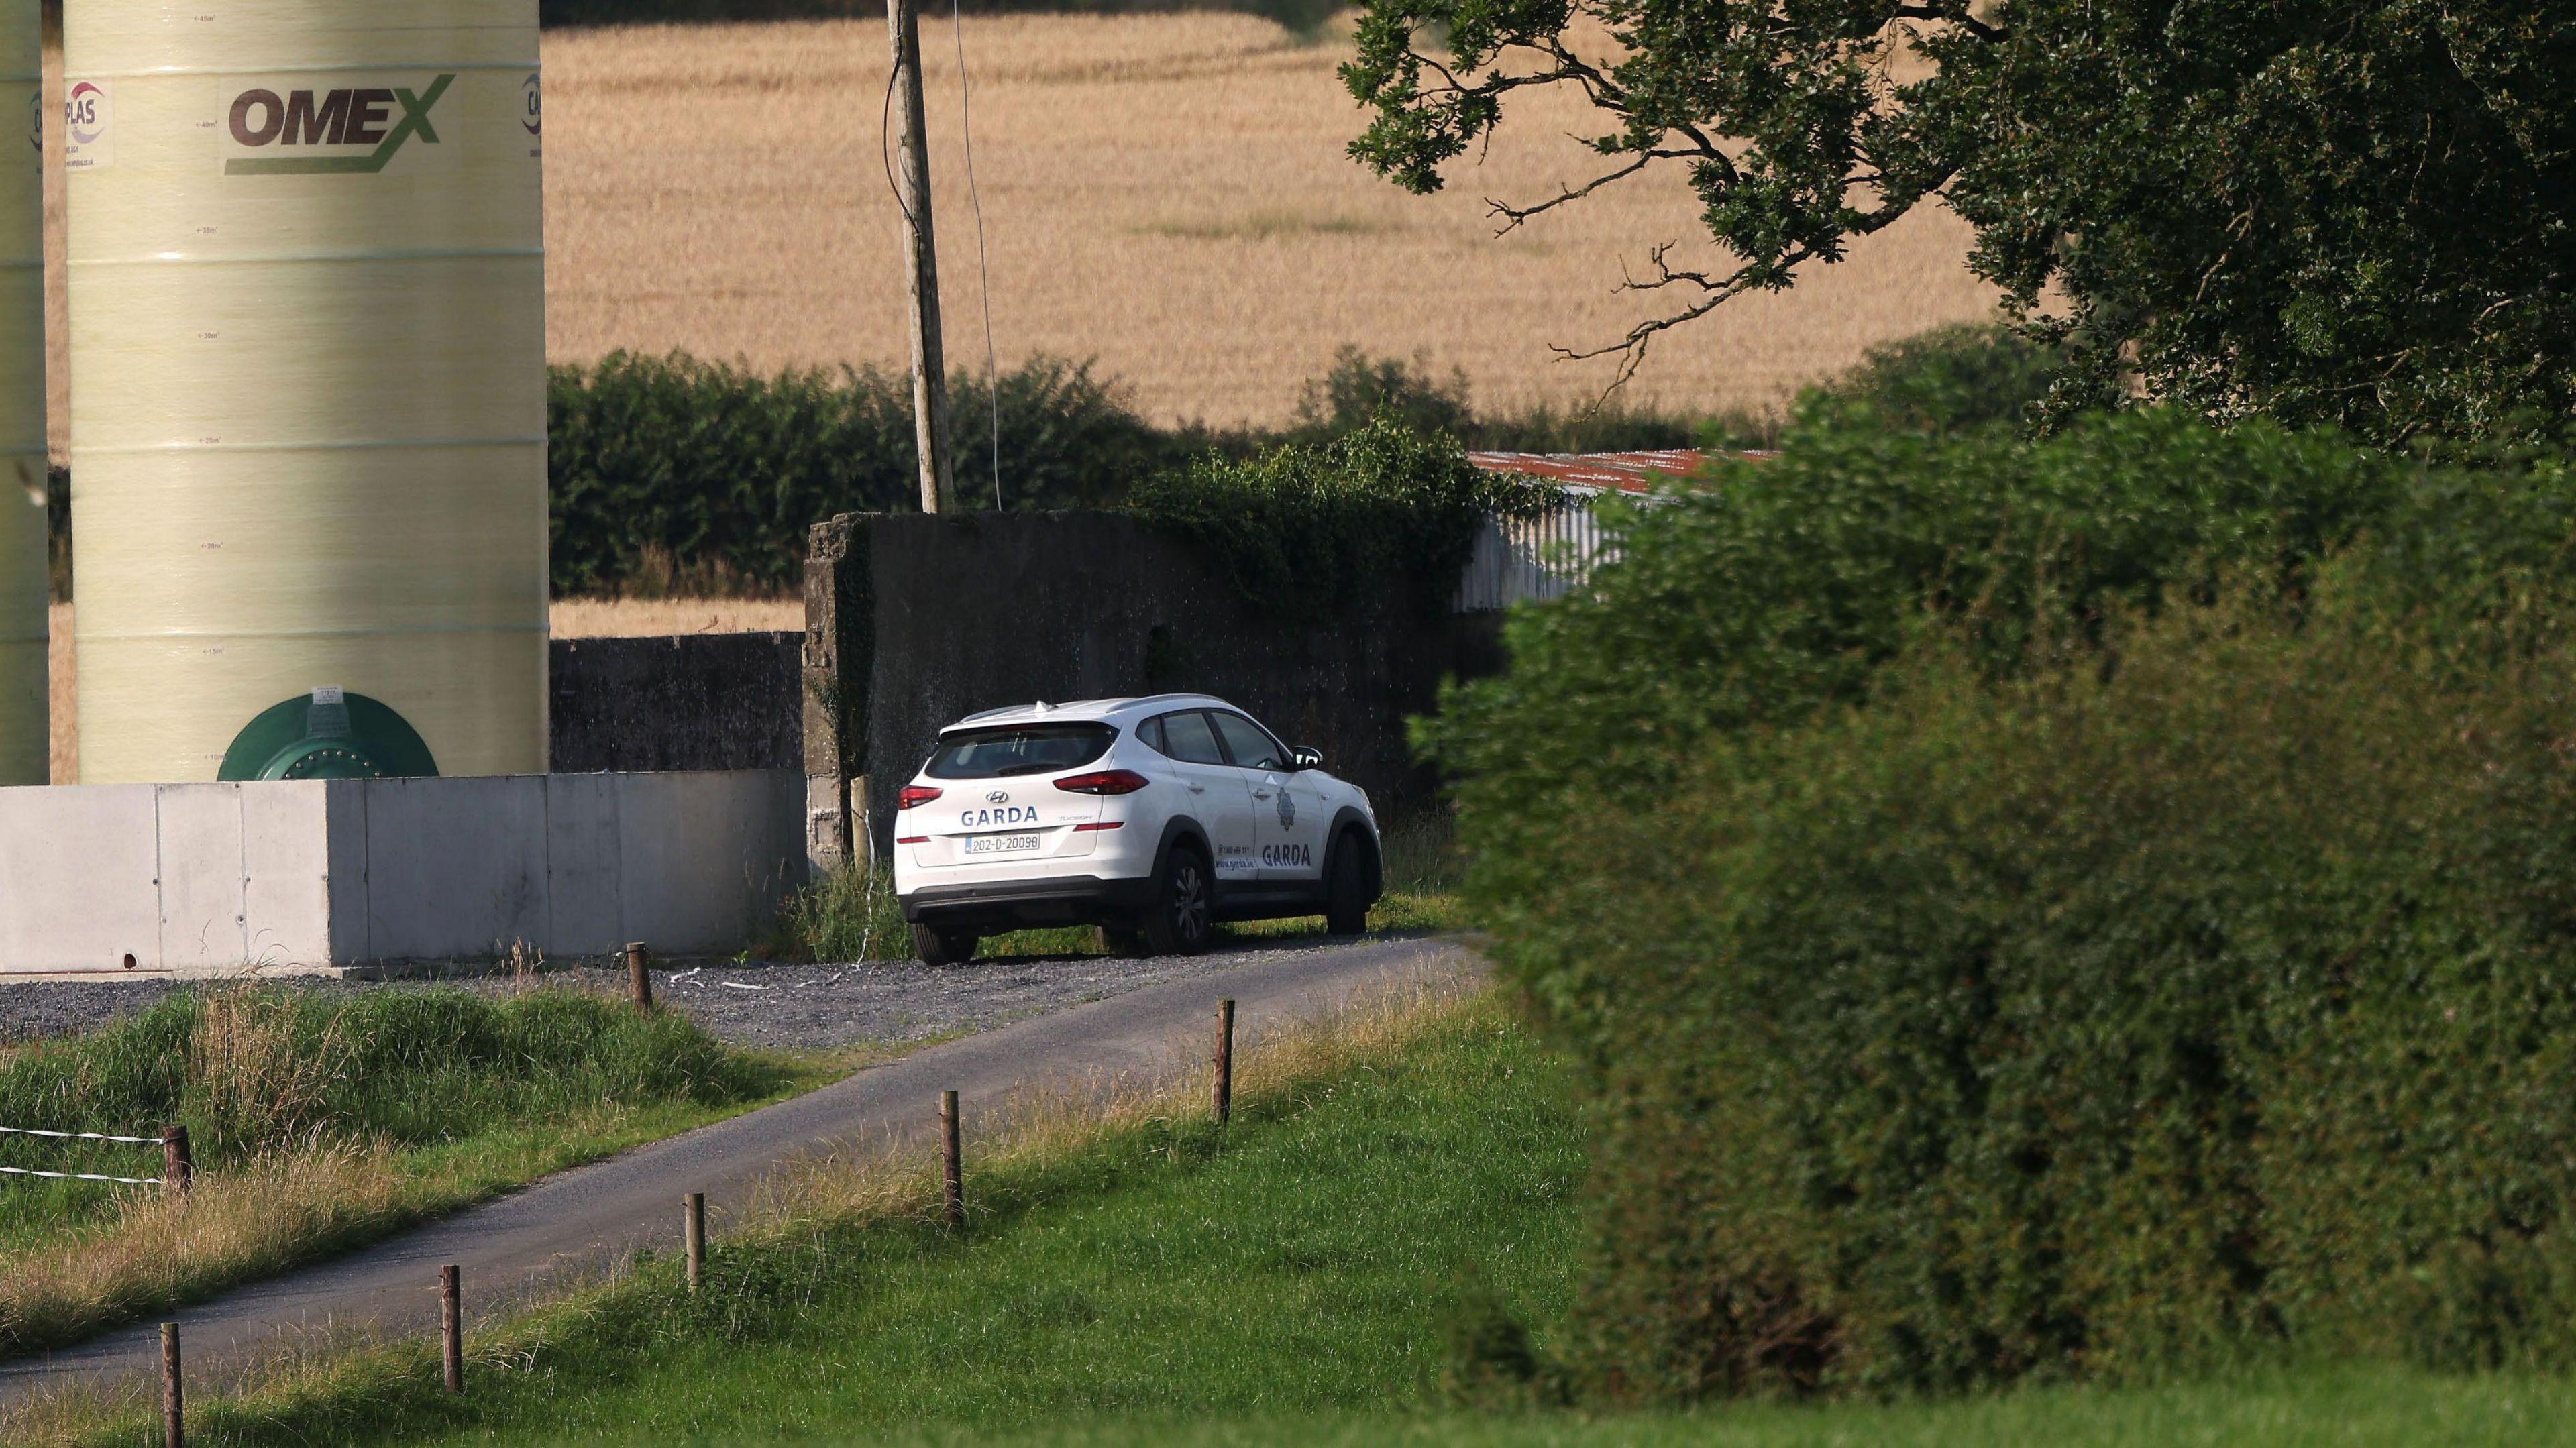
243,781,334,971
615,771,801,955
0,771,802,976
543,773,623,961
323,779,371,966
0,783,160,974
156,783,249,974
362,775,548,962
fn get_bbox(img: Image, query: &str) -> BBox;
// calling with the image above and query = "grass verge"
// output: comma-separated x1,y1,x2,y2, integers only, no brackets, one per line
21,979,1561,1444
0,983,824,1359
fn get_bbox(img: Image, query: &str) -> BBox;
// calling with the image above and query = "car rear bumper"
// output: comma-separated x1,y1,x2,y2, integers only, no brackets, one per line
900,873,1158,932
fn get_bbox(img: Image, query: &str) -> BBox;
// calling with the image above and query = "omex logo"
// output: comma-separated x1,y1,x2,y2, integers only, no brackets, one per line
225,74,453,176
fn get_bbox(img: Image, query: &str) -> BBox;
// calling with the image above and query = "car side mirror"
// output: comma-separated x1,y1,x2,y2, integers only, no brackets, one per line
1290,745,1324,770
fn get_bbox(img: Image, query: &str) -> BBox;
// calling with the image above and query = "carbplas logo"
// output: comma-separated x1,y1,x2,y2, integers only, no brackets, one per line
224,74,454,176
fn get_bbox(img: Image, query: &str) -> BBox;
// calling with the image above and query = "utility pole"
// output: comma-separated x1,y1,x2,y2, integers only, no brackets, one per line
888,0,957,513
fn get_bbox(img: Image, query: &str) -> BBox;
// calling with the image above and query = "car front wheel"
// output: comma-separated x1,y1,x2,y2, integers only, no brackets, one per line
1324,835,1372,936
1138,845,1213,956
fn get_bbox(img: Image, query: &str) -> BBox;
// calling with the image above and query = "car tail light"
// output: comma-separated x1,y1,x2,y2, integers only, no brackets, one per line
1073,820,1124,832
898,784,943,810
896,835,928,845
1054,769,1149,796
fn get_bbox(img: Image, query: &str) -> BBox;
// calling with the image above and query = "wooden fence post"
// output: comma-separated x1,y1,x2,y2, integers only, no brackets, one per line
161,1322,183,1448
626,942,653,1012
441,1264,462,1394
685,1192,707,1291
162,1125,192,1196
940,1089,963,1232
1214,998,1236,1126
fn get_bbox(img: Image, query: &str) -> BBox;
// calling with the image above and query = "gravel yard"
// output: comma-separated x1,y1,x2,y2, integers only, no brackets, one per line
0,934,1431,1053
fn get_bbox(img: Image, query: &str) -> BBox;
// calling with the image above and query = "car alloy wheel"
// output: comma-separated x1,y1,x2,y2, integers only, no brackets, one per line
1168,854,1210,950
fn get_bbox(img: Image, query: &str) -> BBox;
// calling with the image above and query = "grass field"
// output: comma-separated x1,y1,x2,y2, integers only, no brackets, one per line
44,987,2576,1448
37,13,1995,450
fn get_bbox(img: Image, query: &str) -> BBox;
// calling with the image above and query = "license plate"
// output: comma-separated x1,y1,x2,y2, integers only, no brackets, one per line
964,833,1041,856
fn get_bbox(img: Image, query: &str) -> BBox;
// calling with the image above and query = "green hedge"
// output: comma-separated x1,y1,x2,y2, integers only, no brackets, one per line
547,351,1177,595
1544,577,2576,1393
1438,403,2576,1394
543,345,1695,599
1124,414,1557,616
1420,400,2410,935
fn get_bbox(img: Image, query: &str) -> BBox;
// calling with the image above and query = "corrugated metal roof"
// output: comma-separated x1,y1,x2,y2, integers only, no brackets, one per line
1466,449,1774,494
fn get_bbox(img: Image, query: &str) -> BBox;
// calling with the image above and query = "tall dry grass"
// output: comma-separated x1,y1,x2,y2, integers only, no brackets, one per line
0,1144,410,1359
38,13,1994,454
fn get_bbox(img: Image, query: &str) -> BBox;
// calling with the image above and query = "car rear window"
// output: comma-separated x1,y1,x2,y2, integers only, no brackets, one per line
925,723,1116,779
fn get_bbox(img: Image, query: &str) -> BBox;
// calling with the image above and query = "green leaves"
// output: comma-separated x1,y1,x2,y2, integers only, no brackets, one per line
1343,0,2576,445
1126,414,1558,616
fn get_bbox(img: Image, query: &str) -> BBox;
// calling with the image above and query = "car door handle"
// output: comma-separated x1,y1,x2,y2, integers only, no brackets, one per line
1252,790,1272,799
1187,783,1206,793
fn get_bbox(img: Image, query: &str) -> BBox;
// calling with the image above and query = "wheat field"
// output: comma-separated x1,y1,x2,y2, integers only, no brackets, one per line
40,13,1994,447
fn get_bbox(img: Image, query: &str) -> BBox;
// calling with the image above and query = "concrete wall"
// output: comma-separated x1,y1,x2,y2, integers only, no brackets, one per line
0,771,804,977
550,632,803,773
804,511,1505,865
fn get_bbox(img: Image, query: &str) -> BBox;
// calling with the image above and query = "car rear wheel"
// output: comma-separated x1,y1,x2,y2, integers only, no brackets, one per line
909,922,981,966
1324,834,1372,936
1139,844,1213,956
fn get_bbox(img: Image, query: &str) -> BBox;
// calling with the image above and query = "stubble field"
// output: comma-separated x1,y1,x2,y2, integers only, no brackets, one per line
41,13,1994,445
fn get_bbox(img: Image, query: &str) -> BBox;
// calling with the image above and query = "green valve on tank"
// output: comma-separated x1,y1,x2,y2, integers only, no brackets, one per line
217,687,439,782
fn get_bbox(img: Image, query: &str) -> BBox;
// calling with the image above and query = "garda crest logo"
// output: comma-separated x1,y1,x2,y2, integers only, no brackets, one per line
1275,788,1295,831
223,74,456,176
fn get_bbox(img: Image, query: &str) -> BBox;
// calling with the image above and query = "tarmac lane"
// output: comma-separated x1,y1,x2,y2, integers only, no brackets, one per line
0,934,1481,1410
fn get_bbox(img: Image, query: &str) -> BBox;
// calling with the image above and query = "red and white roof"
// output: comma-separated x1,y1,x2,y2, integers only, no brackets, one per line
1466,449,1774,495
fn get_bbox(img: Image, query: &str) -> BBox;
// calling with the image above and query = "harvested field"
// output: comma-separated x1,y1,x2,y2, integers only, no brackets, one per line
44,598,796,783
548,596,802,637
39,14,1997,448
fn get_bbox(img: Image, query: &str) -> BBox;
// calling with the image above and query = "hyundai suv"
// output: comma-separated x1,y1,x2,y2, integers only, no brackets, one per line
890,694,1383,964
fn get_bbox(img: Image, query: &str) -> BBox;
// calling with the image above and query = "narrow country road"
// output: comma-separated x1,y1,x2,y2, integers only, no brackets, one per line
0,934,1479,1408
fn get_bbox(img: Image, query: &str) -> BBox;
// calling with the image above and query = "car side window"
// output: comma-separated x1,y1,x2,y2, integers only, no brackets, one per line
1210,712,1287,771
1136,716,1165,753
1153,710,1227,766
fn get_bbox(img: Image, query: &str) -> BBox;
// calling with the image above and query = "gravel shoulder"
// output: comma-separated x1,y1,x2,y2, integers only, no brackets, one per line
0,933,1438,1054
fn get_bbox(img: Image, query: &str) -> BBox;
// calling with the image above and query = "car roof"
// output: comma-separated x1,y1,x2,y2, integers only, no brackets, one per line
943,693,1239,731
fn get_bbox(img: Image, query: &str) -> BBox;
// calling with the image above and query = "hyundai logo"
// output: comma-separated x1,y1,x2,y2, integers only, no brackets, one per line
985,789,1010,804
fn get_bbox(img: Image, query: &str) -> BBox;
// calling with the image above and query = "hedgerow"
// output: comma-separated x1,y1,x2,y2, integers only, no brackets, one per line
1124,414,1559,616
1438,400,2576,1395
1536,573,2576,1394
546,351,1173,595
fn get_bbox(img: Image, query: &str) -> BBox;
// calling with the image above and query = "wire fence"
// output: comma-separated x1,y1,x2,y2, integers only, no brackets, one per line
0,1121,184,1189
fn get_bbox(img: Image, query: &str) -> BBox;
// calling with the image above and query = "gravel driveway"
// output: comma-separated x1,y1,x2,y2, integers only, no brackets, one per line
0,934,1435,1053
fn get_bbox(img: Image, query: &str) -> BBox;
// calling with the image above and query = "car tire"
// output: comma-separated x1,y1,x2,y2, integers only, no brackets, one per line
910,922,980,966
1138,843,1214,957
1324,833,1372,936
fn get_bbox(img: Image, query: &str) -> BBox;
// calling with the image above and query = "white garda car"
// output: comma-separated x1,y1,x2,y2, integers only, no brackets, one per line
890,694,1383,964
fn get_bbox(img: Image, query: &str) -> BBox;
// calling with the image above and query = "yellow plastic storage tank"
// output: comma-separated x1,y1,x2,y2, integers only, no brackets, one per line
65,0,546,783
0,0,43,785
